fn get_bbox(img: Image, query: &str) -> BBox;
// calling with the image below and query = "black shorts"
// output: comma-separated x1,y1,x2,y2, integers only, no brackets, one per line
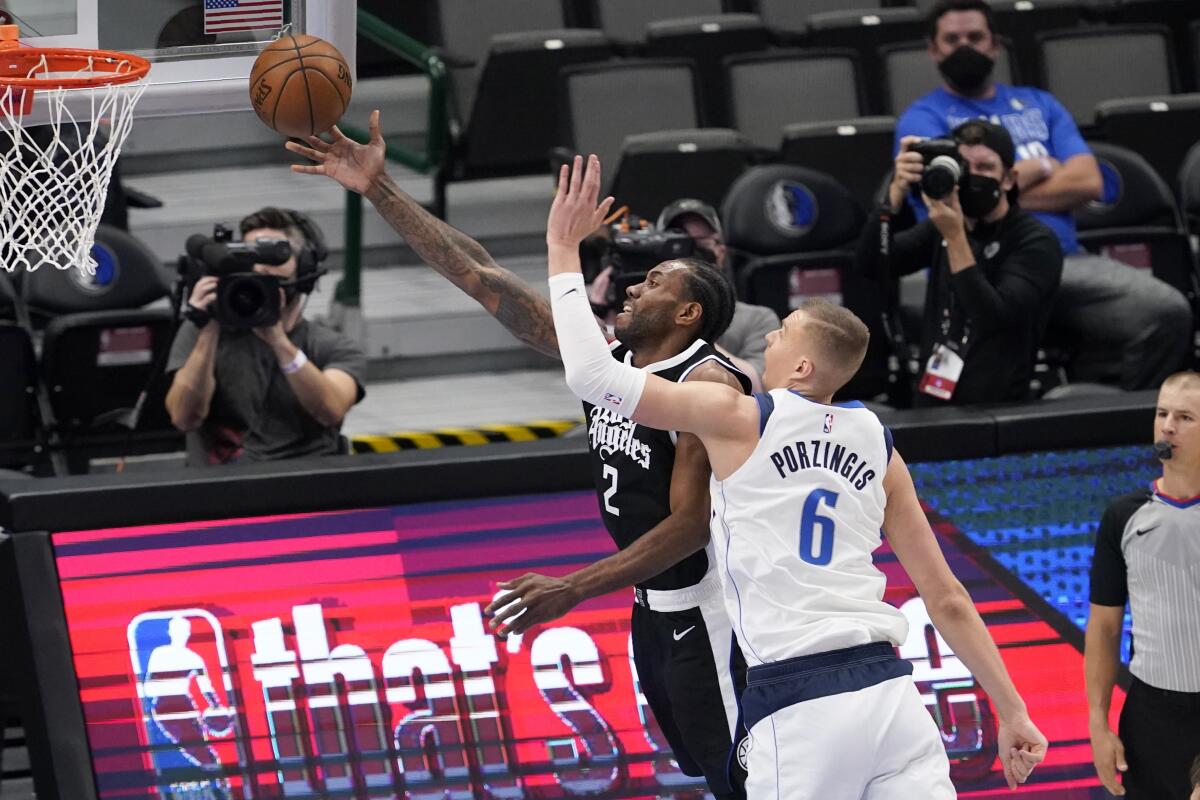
630,575,748,799
1118,676,1200,800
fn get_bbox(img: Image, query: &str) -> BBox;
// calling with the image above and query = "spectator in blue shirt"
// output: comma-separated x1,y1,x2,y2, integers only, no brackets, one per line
895,0,1192,391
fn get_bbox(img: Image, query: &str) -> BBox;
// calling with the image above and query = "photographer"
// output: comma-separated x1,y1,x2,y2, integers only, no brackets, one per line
165,207,366,465
856,120,1062,405
896,0,1191,390
658,199,779,380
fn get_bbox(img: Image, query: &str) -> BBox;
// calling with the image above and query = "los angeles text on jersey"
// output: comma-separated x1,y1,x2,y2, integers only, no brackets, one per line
589,406,651,468
768,439,876,490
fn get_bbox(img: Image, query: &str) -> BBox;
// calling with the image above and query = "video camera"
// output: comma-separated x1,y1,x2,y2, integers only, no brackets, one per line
180,223,293,328
909,138,965,200
581,214,695,313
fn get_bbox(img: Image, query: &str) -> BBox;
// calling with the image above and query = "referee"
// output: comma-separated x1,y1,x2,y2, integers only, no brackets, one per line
1086,371,1200,799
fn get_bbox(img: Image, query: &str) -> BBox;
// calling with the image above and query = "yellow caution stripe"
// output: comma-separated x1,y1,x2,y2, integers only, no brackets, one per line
350,419,581,453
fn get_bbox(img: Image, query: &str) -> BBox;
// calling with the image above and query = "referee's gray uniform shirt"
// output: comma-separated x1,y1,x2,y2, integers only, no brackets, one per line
1089,485,1200,692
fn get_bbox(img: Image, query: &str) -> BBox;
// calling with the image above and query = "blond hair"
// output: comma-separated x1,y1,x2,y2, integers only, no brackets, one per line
794,298,869,389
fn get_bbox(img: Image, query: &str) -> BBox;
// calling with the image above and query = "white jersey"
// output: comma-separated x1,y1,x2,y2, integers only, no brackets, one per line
710,389,909,665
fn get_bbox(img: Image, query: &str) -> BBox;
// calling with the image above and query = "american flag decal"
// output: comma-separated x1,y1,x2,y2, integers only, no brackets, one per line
823,413,834,434
203,0,284,34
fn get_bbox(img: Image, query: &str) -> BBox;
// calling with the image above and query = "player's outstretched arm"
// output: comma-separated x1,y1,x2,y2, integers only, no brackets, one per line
547,155,753,442
882,449,1048,789
287,110,560,358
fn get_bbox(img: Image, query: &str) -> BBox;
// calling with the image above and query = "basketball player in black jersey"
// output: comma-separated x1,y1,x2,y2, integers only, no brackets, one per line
288,112,752,798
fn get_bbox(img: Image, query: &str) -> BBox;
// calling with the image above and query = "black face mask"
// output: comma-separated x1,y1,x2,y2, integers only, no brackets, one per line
959,173,1003,219
938,45,995,96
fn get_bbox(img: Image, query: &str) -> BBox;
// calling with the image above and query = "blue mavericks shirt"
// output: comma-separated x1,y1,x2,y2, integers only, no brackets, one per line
895,84,1091,255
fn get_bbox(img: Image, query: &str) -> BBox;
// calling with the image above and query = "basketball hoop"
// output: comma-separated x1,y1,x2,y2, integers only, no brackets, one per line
0,24,150,273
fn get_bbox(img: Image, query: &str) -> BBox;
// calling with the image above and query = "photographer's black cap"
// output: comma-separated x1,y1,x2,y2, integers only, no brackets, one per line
952,119,1015,169
657,198,724,239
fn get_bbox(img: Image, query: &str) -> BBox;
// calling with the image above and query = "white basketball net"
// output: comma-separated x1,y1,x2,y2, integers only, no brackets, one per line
0,54,147,273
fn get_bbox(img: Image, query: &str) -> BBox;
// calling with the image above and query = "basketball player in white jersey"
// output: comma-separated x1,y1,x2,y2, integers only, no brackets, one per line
498,154,1049,797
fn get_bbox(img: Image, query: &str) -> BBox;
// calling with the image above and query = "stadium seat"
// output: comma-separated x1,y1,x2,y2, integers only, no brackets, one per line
1095,93,1200,194
804,8,926,115
752,0,882,43
558,59,703,193
1037,25,1177,126
720,164,895,400
608,129,755,219
645,14,769,127
1176,140,1200,235
589,0,724,46
725,49,866,150
780,116,895,213
881,40,1015,116
435,0,570,123
1075,141,1200,321
0,320,41,472
433,0,612,178
20,226,181,473
1105,1,1200,90
456,30,612,176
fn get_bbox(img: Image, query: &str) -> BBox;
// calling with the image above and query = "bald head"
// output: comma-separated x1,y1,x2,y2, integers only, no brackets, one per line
1162,371,1200,394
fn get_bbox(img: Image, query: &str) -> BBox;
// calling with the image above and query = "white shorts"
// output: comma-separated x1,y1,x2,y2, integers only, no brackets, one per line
741,641,954,800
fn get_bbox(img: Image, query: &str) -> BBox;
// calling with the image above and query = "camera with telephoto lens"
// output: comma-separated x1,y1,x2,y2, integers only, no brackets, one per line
909,138,966,200
181,224,293,328
580,215,695,313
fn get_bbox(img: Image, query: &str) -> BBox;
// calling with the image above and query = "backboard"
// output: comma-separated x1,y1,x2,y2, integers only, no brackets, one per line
0,0,356,120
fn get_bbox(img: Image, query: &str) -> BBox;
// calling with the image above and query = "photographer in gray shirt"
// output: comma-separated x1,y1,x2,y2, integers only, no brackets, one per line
165,208,365,465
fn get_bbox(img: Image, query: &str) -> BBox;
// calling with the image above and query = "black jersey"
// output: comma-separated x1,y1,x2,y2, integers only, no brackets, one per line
583,338,751,591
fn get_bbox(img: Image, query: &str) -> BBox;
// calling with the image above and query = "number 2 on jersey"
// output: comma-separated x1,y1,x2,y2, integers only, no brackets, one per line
602,464,619,516
799,489,838,565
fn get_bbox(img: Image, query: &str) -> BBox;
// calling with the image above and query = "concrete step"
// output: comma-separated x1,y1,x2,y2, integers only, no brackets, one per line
121,75,431,174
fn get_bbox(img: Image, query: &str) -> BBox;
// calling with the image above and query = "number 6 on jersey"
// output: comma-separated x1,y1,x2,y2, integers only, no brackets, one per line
799,489,838,565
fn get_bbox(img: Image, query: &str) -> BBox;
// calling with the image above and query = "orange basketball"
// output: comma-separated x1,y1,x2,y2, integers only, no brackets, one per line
249,34,352,138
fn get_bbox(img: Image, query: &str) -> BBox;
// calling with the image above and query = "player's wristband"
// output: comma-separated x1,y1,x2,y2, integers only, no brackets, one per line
280,348,308,375
183,303,212,328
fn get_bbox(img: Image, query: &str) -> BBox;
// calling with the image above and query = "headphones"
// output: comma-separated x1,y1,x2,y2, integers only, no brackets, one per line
282,208,328,295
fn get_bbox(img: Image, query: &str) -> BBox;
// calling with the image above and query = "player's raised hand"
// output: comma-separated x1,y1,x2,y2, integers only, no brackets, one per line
997,714,1049,790
286,108,386,195
484,573,582,637
547,154,614,250
1089,723,1127,795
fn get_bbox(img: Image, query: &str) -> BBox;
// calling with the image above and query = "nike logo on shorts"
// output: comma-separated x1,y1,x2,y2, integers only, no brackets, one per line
1135,526,1158,536
673,626,696,641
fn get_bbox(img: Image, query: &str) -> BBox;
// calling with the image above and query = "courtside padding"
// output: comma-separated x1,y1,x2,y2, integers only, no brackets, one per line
350,419,581,452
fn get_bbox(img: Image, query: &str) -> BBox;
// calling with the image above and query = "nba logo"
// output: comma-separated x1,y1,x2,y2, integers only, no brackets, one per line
823,413,834,434
128,609,240,799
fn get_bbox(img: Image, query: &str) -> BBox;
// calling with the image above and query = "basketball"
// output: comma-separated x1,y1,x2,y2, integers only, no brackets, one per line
249,34,352,138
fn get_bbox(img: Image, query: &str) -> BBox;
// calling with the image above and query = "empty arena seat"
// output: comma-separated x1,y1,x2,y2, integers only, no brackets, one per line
589,0,724,46
1037,25,1177,125
558,59,703,192
725,50,866,150
645,14,769,126
881,40,1015,116
457,29,612,175
804,7,925,115
1179,140,1200,235
608,129,754,219
0,320,41,471
721,164,893,399
752,0,882,42
1075,141,1200,316
780,116,895,213
1096,93,1200,194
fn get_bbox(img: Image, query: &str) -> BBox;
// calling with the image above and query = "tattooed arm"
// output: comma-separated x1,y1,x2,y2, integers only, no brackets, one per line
287,110,561,359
